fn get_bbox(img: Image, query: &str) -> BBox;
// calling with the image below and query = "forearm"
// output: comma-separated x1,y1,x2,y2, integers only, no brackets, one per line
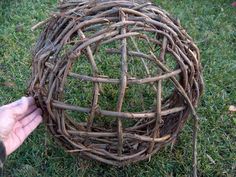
0,140,6,174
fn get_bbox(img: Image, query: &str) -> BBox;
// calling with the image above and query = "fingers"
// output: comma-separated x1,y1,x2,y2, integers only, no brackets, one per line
2,104,42,156
22,115,42,139
3,97,36,117
20,108,42,126
12,97,35,116
6,97,35,108
3,115,42,156
17,104,37,121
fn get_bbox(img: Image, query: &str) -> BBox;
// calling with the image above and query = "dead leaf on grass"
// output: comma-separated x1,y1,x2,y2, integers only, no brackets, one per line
229,105,236,112
1,81,16,88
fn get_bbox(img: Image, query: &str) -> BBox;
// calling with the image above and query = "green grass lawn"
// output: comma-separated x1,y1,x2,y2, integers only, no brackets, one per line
0,0,235,176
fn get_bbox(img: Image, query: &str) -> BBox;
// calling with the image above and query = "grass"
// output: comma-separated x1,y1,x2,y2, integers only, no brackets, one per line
0,0,235,176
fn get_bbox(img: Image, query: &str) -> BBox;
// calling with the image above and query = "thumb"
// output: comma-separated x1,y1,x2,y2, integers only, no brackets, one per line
6,97,35,117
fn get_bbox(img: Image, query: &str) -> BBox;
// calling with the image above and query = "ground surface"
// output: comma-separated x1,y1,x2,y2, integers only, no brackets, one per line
0,0,235,176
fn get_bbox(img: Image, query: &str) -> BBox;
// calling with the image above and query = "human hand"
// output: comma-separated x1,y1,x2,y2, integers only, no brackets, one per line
0,97,42,156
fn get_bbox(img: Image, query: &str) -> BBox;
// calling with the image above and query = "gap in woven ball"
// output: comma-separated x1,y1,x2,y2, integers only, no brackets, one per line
61,36,178,130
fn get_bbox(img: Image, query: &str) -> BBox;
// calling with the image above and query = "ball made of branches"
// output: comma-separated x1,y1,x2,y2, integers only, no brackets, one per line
29,0,204,166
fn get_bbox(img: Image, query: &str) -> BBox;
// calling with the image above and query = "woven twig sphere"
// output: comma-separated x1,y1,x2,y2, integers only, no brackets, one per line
29,0,204,166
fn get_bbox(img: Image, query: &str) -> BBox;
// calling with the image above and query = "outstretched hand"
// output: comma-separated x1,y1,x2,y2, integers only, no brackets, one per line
0,97,42,156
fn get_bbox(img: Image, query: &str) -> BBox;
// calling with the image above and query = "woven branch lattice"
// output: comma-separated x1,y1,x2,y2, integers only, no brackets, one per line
29,0,204,167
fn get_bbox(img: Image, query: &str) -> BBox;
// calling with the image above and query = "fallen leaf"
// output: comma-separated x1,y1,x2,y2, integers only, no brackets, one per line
1,81,16,88
229,105,236,112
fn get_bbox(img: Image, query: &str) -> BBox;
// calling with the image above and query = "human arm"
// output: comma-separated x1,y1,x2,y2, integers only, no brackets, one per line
0,97,42,169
